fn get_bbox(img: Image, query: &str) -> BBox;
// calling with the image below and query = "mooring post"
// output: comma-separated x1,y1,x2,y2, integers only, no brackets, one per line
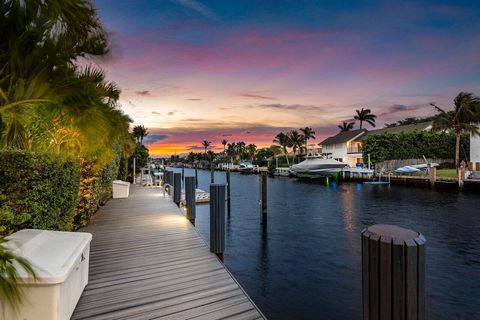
211,164,215,183
260,171,267,226
226,169,231,215
210,184,226,261
181,165,185,181
362,224,426,320
195,165,199,188
173,173,181,206
185,176,196,225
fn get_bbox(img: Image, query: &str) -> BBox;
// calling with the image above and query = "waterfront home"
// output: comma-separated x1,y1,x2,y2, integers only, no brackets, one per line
471,133,480,172
319,122,433,166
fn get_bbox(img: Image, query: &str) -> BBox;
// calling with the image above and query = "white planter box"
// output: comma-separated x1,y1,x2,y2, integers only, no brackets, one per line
1,229,92,320
113,180,130,198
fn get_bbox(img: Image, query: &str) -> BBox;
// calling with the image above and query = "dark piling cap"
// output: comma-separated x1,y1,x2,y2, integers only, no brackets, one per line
363,224,426,245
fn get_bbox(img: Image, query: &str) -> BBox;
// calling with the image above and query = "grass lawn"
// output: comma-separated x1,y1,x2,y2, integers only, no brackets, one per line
436,169,457,178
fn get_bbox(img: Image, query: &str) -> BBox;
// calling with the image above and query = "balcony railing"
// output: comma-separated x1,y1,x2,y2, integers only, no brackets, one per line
347,146,363,154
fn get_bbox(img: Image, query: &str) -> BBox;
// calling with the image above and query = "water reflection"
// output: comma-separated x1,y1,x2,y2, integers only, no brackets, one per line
170,168,480,320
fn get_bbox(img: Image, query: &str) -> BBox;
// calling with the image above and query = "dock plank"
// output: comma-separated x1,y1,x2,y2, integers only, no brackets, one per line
72,186,265,320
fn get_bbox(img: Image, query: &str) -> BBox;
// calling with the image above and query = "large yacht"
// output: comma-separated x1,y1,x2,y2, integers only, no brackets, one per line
290,152,348,178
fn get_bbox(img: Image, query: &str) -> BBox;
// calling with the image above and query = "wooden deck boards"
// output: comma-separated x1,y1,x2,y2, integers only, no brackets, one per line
72,186,265,320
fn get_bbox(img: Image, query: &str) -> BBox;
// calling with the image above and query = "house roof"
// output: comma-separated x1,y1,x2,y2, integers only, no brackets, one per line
319,129,366,145
355,121,433,141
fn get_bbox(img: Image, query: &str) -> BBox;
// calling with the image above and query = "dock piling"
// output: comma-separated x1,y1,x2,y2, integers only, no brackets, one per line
211,164,215,183
173,173,181,205
210,184,226,261
195,165,198,188
226,169,231,215
260,171,267,226
185,176,196,225
361,224,426,320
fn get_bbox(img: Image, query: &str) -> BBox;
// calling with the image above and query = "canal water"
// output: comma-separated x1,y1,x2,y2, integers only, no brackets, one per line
170,168,480,319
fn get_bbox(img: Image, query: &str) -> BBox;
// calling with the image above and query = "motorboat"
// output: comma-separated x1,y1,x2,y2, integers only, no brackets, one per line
290,152,348,178
395,166,420,174
238,160,254,173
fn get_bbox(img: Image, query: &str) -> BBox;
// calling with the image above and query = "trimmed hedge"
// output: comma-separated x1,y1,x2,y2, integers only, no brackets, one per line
0,151,80,236
362,131,470,164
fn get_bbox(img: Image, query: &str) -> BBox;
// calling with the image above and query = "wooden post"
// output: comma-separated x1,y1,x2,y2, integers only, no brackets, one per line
260,171,267,226
133,157,136,184
173,173,181,205
428,166,436,188
362,224,426,320
181,165,185,181
195,165,198,188
476,162,480,172
468,162,473,171
226,169,231,216
210,184,226,261
459,166,466,189
185,176,196,225
211,164,215,183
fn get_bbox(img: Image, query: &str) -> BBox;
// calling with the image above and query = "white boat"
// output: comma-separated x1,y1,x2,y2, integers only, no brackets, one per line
238,160,254,173
395,166,420,174
290,152,348,178
274,167,291,177
411,163,439,170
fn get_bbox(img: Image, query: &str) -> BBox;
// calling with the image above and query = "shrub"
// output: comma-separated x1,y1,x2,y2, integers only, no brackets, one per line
362,131,470,164
74,156,119,229
0,151,80,236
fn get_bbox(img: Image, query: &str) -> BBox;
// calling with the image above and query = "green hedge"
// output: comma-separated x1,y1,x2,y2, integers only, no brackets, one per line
74,156,119,228
362,131,470,164
0,151,80,236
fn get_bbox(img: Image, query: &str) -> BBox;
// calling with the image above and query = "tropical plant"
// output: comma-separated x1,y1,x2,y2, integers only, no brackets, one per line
132,125,149,144
221,139,228,152
300,127,315,153
246,144,257,160
431,92,480,168
354,108,377,129
0,238,37,310
288,130,305,163
201,140,211,155
338,121,355,132
273,132,292,165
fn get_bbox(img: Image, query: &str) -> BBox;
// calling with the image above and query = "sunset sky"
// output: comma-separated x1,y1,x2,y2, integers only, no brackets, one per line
93,0,480,156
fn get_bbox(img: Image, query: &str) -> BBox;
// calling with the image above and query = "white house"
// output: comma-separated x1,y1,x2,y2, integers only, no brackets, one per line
319,122,433,167
319,129,366,166
471,133,480,171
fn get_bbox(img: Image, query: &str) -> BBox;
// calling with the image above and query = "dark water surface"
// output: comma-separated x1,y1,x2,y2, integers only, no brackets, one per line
170,168,480,319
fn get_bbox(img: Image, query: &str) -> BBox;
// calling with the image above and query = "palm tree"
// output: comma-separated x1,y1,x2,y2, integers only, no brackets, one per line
354,108,377,129
221,139,228,152
288,130,305,163
300,127,315,153
273,132,292,165
338,122,355,132
236,141,246,160
246,144,257,160
431,92,480,168
201,140,211,155
132,125,149,144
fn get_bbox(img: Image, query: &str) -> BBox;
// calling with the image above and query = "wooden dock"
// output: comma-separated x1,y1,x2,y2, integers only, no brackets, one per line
72,185,265,320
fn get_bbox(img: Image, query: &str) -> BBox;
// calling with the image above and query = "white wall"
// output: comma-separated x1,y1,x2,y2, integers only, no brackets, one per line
471,133,480,166
322,143,348,161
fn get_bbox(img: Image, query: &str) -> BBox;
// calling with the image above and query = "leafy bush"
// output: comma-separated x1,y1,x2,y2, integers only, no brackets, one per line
74,156,119,229
117,156,129,181
0,151,80,236
362,131,470,164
